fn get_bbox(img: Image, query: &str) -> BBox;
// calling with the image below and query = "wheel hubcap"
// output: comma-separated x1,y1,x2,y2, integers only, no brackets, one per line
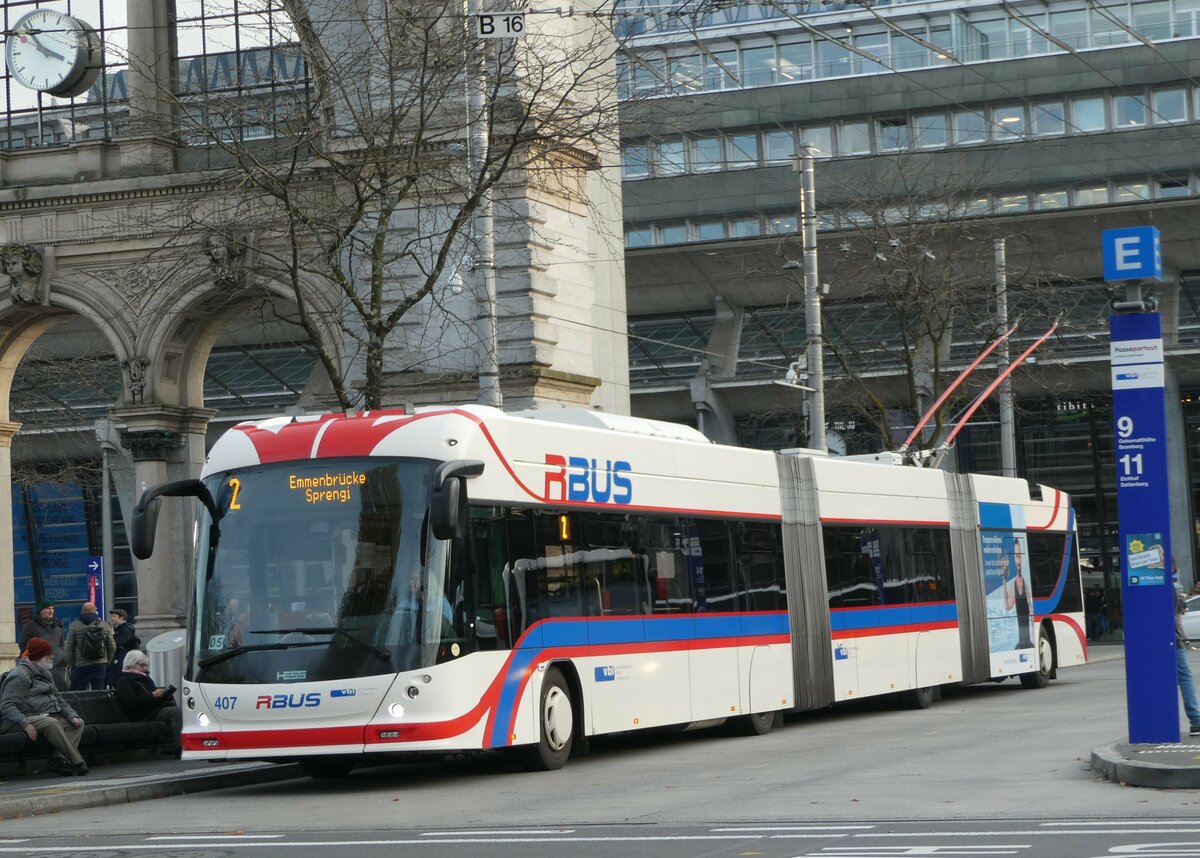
1039,636,1052,673
543,686,572,751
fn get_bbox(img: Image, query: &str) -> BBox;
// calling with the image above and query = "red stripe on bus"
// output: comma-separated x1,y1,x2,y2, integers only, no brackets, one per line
820,517,951,527
831,620,958,640
1026,490,1064,531
182,725,365,751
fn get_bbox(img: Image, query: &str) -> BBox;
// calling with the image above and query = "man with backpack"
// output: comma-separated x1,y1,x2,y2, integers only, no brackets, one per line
64,602,116,691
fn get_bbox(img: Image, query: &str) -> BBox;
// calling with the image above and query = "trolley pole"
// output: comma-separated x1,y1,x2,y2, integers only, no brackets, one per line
995,238,1016,478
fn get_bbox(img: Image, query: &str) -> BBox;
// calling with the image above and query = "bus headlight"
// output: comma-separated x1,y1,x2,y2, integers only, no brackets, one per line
406,685,420,699
388,703,405,718
197,712,210,727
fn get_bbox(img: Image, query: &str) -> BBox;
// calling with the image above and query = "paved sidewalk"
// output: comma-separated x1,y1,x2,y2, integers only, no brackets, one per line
0,758,301,820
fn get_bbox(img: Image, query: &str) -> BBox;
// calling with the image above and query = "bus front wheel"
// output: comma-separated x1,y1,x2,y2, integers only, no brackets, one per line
734,709,778,736
1020,625,1054,689
519,666,574,771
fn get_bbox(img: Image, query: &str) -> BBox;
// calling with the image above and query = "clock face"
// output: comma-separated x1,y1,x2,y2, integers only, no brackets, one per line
5,9,100,97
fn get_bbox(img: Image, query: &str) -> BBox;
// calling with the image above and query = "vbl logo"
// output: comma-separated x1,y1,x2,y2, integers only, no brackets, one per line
544,455,632,504
256,692,322,709
595,666,616,682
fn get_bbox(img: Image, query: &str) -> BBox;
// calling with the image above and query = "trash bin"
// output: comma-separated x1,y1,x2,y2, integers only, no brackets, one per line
146,629,187,695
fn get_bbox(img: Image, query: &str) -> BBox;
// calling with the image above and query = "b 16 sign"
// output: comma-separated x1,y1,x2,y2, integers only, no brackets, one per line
476,12,525,37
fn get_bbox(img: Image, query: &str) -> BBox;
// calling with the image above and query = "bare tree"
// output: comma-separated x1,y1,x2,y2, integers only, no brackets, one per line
142,0,624,409
810,155,1083,456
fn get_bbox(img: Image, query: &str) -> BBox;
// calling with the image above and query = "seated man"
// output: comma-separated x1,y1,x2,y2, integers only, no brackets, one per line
0,637,88,775
113,650,182,737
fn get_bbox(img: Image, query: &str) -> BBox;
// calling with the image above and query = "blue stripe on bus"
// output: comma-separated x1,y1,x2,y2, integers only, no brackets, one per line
488,611,790,748
830,602,958,633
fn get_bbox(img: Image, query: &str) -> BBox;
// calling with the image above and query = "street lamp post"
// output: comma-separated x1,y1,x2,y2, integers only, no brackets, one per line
789,143,825,452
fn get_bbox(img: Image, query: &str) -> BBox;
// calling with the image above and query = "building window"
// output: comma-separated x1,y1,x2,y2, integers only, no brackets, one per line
767,214,798,234
727,132,760,167
622,145,649,179
892,26,929,69
730,217,762,237
659,224,689,245
1132,0,1171,39
690,136,723,171
741,45,777,87
839,121,871,155
654,139,686,175
1116,183,1150,202
877,118,909,151
1113,94,1147,128
625,227,652,248
669,55,703,94
816,39,853,78
696,221,725,241
764,129,795,163
1071,96,1107,132
1153,88,1188,124
1032,102,1065,136
855,32,889,74
996,194,1030,213
1036,191,1068,209
953,110,986,145
778,41,812,82
1074,185,1109,206
1050,8,1088,49
704,50,739,90
913,113,947,148
1157,178,1191,198
992,104,1026,140
800,126,833,157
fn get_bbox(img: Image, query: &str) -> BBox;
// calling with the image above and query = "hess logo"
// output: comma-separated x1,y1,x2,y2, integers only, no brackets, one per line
256,692,322,709
544,455,632,504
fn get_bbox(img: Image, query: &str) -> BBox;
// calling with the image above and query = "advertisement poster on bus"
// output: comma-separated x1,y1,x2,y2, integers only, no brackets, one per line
981,530,1037,676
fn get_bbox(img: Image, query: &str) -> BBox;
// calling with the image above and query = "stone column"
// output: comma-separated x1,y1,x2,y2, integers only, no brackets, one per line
113,405,215,645
121,0,180,173
0,421,21,670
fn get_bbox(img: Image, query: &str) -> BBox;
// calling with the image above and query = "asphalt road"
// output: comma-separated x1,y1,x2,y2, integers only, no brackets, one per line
6,648,1200,858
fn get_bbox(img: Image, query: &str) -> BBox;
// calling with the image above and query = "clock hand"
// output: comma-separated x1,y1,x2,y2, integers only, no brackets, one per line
27,33,65,62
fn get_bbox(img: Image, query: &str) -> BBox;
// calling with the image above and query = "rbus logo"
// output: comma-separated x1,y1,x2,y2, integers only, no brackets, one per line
256,692,322,709
544,455,633,505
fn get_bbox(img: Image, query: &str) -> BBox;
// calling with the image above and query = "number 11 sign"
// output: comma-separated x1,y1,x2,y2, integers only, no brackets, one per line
1111,310,1178,743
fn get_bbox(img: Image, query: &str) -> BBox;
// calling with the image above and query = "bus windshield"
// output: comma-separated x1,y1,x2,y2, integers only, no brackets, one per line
191,457,459,684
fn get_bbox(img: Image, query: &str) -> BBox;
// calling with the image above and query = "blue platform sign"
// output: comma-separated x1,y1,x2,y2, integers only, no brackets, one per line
1111,310,1178,743
1103,226,1163,282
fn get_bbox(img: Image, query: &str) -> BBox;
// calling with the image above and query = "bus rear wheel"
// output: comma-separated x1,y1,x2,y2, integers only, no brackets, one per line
519,666,574,771
735,709,778,736
901,685,936,710
299,755,355,779
1020,626,1054,689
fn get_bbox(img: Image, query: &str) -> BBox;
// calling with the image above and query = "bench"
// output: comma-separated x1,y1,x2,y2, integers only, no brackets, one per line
0,690,178,775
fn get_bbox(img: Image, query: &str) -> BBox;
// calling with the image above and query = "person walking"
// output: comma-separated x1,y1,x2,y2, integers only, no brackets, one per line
17,598,68,690
0,637,88,775
1176,588,1200,737
114,650,182,738
106,608,140,688
64,602,116,691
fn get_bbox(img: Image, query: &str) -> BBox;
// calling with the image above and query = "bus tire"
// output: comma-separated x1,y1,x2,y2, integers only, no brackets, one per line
735,709,777,736
902,685,936,710
1020,626,1054,689
299,756,355,779
519,666,574,771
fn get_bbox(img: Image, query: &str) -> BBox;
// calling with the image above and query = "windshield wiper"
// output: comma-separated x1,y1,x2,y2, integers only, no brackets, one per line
197,640,325,669
252,627,391,661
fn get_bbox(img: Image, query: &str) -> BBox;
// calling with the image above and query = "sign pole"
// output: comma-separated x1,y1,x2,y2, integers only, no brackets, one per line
1104,225,1178,743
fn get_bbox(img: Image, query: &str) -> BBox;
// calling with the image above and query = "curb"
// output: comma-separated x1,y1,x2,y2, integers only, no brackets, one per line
0,762,303,820
1090,744,1200,789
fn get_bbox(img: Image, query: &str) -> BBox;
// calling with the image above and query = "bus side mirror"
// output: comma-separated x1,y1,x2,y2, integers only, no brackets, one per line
131,479,217,560
130,496,162,560
430,460,485,540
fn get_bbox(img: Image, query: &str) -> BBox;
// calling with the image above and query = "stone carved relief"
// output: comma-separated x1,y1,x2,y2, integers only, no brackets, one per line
87,264,166,318
203,229,254,289
119,428,180,462
0,244,46,305
122,355,150,404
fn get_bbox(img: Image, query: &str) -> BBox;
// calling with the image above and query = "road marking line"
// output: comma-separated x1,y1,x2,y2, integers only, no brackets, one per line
421,830,576,836
0,836,778,851
1043,821,1200,826
147,835,285,840
715,827,875,832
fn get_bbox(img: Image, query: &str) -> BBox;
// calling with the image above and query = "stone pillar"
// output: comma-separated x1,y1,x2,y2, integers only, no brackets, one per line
0,421,21,671
121,0,179,172
113,405,215,644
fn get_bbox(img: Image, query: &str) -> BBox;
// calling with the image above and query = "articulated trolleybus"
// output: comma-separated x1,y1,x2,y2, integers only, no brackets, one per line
132,405,1085,778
